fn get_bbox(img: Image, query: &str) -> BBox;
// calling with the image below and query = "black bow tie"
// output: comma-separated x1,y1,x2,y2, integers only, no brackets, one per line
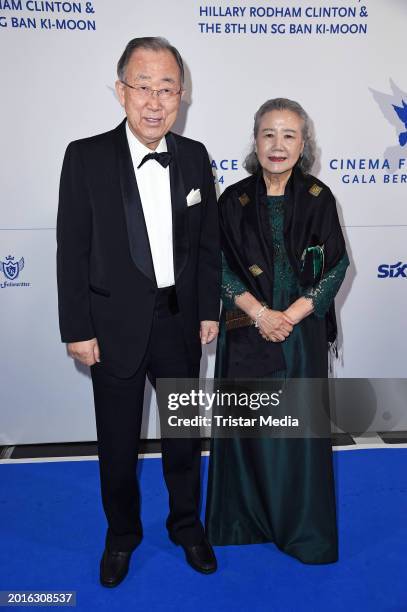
137,151,172,169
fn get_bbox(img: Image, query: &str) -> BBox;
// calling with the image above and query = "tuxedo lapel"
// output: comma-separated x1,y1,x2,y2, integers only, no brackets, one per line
166,132,190,280
115,121,156,284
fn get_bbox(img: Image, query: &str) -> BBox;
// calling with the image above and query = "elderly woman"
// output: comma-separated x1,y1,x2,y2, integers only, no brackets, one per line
205,98,349,564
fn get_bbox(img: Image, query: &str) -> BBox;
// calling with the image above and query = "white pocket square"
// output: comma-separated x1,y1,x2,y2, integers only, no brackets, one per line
186,188,201,207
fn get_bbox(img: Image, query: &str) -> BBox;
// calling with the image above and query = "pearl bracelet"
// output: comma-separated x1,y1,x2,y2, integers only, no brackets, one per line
254,305,267,328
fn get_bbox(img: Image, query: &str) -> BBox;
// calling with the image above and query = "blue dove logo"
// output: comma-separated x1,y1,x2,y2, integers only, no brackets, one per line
392,100,407,146
370,80,407,169
1,255,24,281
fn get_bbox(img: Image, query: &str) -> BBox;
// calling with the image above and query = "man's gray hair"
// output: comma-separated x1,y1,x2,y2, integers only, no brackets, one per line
244,98,316,174
117,36,184,84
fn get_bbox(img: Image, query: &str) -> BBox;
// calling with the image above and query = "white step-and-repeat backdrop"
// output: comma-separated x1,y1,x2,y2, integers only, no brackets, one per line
1,0,406,443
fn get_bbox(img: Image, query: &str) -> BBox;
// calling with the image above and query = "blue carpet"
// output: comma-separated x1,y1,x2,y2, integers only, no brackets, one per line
0,449,406,611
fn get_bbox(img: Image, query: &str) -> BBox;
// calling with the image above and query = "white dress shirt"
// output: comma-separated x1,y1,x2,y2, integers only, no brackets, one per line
126,122,175,288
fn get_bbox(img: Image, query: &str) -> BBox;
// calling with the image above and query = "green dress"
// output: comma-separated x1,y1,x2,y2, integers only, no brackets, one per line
205,195,349,564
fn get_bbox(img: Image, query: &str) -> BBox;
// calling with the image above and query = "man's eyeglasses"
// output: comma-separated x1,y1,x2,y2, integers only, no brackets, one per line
120,80,182,100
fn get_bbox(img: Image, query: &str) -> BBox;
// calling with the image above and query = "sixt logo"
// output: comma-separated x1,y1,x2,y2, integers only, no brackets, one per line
0,255,30,289
377,262,407,278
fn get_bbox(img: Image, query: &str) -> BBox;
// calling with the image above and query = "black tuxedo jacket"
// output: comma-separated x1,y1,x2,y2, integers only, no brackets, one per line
57,119,221,377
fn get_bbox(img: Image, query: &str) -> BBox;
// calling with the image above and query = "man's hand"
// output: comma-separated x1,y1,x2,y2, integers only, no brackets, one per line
67,338,100,366
200,320,219,345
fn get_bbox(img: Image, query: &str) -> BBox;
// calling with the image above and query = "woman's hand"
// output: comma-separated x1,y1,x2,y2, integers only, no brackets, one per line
283,297,314,325
234,293,294,342
257,309,293,342
257,297,315,342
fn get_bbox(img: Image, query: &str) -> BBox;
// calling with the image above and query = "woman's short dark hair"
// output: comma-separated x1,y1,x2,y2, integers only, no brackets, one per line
117,36,184,84
244,98,316,174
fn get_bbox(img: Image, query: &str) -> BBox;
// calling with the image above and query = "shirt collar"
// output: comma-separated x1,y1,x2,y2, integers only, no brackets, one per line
125,121,168,168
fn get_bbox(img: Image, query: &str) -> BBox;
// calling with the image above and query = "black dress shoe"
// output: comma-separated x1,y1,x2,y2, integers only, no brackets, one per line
100,549,132,588
171,536,217,574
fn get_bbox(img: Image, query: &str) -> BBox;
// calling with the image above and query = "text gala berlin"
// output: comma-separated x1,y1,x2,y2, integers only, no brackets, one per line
342,173,407,184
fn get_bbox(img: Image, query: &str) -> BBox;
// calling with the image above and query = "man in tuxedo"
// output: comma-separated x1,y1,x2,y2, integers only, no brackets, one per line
57,37,220,586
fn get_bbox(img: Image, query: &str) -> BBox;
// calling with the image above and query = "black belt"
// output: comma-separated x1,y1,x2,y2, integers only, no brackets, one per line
155,285,179,317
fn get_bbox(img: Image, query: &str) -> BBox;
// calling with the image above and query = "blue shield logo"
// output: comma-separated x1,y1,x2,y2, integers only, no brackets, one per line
1,256,24,280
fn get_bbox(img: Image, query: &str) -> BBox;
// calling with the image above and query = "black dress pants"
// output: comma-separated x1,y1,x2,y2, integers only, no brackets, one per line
91,288,203,551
